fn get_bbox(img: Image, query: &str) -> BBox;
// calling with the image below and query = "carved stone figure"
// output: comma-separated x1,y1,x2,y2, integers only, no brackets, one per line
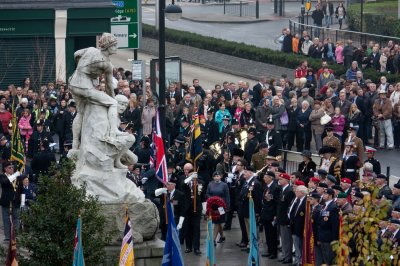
68,33,159,244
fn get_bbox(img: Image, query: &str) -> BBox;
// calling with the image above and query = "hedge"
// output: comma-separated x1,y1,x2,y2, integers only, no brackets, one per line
142,24,399,83
347,5,400,37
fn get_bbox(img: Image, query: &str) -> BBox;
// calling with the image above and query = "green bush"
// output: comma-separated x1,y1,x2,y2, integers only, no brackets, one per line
142,24,399,83
19,160,111,266
348,4,400,36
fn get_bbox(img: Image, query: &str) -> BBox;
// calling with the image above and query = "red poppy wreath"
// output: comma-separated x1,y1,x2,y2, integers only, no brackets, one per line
206,196,227,222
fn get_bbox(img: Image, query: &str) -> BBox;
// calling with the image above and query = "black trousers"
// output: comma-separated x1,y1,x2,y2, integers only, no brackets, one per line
262,219,278,256
238,204,249,244
224,187,236,228
184,213,201,250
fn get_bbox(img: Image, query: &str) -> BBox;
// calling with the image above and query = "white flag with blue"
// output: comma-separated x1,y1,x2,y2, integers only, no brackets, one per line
162,201,184,266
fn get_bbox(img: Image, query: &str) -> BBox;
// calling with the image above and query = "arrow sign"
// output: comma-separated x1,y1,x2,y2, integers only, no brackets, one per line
129,33,137,38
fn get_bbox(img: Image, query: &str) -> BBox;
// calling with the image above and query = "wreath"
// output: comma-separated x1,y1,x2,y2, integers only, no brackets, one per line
206,196,227,222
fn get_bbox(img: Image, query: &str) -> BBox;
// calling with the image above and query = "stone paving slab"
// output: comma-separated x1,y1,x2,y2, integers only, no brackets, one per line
140,37,295,81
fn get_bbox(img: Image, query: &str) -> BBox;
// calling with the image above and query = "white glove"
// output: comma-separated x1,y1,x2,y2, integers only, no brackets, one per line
184,176,193,184
177,216,185,230
141,177,148,184
7,171,20,183
227,173,234,183
155,187,168,197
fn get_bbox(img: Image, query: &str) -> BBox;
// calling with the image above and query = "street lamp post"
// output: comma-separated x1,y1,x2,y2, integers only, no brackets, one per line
158,0,182,139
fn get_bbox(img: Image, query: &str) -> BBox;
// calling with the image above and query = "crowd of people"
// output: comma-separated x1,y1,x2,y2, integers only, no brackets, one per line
0,50,400,264
280,2,400,76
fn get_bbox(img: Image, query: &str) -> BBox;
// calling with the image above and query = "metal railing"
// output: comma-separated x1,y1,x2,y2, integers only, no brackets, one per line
289,15,400,48
223,0,259,18
280,149,391,182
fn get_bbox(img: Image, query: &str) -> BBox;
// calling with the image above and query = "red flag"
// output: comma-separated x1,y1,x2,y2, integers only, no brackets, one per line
302,199,315,266
155,112,168,183
6,213,18,266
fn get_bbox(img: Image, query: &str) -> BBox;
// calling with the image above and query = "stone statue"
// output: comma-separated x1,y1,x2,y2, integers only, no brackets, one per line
68,33,159,245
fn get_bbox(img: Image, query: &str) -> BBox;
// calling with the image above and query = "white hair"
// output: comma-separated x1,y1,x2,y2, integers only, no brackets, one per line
296,185,308,195
302,100,310,107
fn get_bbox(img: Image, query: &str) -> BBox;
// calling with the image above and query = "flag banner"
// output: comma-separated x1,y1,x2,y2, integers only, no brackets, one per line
155,112,168,183
302,199,315,266
6,213,18,266
10,103,24,172
186,108,203,171
205,218,216,266
247,197,259,266
72,216,85,266
119,210,135,266
162,201,184,266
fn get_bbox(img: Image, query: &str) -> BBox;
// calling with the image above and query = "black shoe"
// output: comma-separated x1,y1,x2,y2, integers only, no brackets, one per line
261,253,271,257
278,258,285,262
282,259,293,264
217,236,225,243
184,249,192,253
269,255,277,259
214,241,216,247
223,225,231,230
194,250,202,255
237,242,247,248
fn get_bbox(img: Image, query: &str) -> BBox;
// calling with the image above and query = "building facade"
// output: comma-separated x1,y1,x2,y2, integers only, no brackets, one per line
0,0,114,88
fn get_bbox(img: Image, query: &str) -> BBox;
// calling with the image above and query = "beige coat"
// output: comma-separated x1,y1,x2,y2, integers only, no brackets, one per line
309,108,325,134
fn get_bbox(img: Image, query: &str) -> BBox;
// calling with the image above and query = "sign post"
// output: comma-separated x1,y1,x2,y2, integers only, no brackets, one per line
111,0,141,49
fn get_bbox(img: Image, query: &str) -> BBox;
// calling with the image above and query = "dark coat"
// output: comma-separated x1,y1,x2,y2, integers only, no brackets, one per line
0,174,21,208
31,150,57,176
204,119,220,147
63,111,76,141
244,137,258,164
290,197,307,237
276,185,296,225
238,176,263,218
265,129,282,157
122,107,142,129
181,178,205,216
287,106,299,132
317,200,340,242
260,181,281,221
283,34,293,53
298,160,317,184
159,189,187,225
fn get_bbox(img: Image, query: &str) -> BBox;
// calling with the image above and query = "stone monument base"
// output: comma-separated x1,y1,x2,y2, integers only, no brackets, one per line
101,201,160,245
104,238,165,266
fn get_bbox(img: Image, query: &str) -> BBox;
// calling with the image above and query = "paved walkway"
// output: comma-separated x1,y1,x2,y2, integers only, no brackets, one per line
139,37,295,81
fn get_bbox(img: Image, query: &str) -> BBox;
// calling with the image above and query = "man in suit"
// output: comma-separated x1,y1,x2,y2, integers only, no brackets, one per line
265,117,282,157
238,166,263,251
244,127,258,164
309,192,323,266
276,172,296,264
181,168,204,255
222,81,233,101
166,82,182,105
0,162,21,241
252,76,267,106
63,101,77,142
335,89,352,115
260,171,281,259
205,107,220,148
317,188,339,265
336,192,353,215
375,174,392,199
155,176,187,241
290,185,308,266
387,219,400,248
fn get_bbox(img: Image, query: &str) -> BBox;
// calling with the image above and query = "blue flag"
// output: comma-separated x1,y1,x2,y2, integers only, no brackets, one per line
72,216,85,266
247,197,259,266
162,201,184,266
206,218,216,266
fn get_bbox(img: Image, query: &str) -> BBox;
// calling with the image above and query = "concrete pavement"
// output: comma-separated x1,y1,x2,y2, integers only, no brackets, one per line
142,1,348,50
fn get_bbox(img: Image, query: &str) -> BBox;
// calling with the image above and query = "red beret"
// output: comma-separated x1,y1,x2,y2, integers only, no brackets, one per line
295,180,305,186
310,177,320,183
279,173,291,180
341,178,352,184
